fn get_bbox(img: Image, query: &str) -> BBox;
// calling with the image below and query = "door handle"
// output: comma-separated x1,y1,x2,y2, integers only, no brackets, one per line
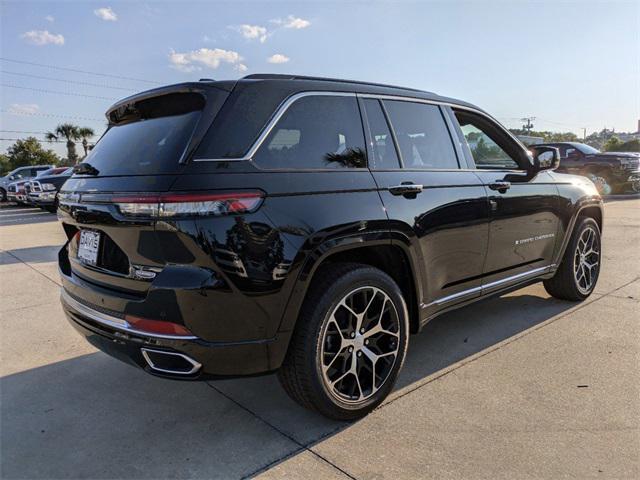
388,183,424,196
488,181,511,193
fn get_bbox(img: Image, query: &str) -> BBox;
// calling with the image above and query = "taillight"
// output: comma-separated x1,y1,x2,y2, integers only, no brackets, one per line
125,314,194,337
112,191,264,218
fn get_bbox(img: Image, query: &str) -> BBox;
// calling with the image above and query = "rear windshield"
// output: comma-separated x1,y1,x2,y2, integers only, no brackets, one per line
84,92,205,176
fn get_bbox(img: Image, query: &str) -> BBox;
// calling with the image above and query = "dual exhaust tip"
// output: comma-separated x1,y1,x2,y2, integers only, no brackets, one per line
141,348,201,376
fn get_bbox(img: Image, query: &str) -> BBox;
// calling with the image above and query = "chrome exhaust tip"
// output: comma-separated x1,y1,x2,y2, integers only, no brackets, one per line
141,348,202,375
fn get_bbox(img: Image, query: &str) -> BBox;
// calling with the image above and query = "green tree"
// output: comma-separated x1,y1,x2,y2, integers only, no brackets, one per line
1,137,60,173
615,139,640,152
603,136,623,152
77,127,95,157
45,123,81,164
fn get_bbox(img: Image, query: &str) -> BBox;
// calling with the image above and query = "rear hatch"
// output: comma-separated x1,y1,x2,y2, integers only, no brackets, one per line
58,83,232,295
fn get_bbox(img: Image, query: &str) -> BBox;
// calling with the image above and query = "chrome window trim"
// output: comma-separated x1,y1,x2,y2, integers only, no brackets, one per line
360,93,529,153
61,289,199,340
425,265,553,307
193,91,357,163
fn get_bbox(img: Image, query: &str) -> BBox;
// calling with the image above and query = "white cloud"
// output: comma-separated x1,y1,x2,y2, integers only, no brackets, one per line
235,63,248,73
94,7,117,21
267,54,290,64
45,15,54,22
20,30,64,46
7,103,40,115
235,24,268,43
272,15,311,29
169,48,245,72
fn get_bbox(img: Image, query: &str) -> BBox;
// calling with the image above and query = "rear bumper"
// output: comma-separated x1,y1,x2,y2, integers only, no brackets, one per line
60,286,283,379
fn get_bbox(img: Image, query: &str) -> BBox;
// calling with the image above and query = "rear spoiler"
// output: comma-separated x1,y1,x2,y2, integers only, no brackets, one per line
105,81,235,125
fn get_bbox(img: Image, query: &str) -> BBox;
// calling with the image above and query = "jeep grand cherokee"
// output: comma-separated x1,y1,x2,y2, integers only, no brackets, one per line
58,74,603,420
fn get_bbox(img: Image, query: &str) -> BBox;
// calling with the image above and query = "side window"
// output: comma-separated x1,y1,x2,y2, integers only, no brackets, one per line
383,100,458,169
565,147,579,159
454,110,521,169
253,95,366,169
362,99,400,169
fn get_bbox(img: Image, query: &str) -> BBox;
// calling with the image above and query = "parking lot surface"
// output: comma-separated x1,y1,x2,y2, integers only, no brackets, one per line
1,198,639,479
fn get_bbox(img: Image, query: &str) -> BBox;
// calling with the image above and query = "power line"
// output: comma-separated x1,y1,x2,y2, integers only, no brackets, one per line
0,137,88,144
0,130,49,134
1,109,104,122
0,57,161,85
1,71,137,92
1,83,117,100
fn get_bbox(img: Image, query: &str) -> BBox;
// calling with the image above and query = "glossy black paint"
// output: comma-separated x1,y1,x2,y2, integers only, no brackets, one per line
58,75,603,379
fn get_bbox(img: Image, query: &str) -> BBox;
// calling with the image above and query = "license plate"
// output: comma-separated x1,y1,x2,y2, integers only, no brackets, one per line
78,230,101,265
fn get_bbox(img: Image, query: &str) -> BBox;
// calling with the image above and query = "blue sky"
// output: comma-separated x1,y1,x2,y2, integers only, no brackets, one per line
1,0,638,157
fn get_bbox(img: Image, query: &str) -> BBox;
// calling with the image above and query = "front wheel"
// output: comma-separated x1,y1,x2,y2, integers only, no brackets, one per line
544,217,601,301
278,263,409,420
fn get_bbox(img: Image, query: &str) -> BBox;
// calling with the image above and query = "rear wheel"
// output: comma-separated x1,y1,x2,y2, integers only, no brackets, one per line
0,188,6,202
544,217,601,301
278,263,409,420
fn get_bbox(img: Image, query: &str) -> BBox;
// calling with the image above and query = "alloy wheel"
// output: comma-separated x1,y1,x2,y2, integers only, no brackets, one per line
573,226,600,294
320,286,400,404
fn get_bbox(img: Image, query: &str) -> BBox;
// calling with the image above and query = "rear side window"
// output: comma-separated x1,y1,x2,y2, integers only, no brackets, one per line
383,100,458,169
253,95,367,169
362,99,400,169
85,92,206,176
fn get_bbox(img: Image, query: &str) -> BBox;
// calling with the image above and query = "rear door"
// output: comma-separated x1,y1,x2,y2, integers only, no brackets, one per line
361,96,490,318
449,108,560,294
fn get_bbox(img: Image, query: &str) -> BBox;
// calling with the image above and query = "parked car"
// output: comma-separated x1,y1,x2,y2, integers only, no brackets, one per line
58,75,603,420
1,165,54,202
27,167,73,212
536,142,640,194
24,167,69,205
6,179,30,204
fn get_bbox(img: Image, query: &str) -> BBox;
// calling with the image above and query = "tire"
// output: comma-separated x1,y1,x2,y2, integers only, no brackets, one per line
544,217,601,301
278,262,409,420
0,189,6,202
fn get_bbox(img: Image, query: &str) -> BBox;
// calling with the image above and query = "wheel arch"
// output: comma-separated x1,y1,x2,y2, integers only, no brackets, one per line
277,232,423,337
552,199,604,268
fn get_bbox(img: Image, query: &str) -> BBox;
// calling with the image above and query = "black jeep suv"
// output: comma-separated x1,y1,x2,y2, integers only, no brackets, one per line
58,74,603,420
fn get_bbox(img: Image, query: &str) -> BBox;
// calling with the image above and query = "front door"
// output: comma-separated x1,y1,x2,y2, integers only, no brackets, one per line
360,97,490,319
449,108,560,294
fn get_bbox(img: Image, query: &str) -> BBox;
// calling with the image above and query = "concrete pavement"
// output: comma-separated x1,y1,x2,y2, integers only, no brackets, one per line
1,199,638,479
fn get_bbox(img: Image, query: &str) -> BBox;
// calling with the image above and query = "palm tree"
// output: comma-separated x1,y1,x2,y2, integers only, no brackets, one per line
45,123,81,164
78,127,95,158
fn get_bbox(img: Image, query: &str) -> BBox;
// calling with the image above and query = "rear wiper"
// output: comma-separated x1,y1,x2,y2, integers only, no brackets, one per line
73,163,99,176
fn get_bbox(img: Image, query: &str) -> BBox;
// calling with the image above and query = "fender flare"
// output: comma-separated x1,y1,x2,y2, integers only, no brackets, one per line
551,198,603,269
276,228,422,336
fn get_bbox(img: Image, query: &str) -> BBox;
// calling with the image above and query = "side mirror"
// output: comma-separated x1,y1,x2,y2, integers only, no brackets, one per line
8,175,15,180
529,146,560,173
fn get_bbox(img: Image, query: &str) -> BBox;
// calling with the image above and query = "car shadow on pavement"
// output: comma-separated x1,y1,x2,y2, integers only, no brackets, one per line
0,284,586,479
0,246,60,265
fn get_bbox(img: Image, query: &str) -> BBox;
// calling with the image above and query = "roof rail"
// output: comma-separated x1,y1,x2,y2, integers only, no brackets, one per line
241,73,430,94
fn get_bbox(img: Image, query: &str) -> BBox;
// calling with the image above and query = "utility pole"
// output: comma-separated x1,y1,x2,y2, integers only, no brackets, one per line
521,117,536,134
582,128,586,140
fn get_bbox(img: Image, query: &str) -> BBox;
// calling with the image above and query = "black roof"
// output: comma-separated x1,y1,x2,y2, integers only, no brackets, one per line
107,73,482,120
237,73,479,111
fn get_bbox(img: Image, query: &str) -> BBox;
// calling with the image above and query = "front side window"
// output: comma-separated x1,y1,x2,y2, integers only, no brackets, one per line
253,95,366,169
383,100,458,169
455,110,521,169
